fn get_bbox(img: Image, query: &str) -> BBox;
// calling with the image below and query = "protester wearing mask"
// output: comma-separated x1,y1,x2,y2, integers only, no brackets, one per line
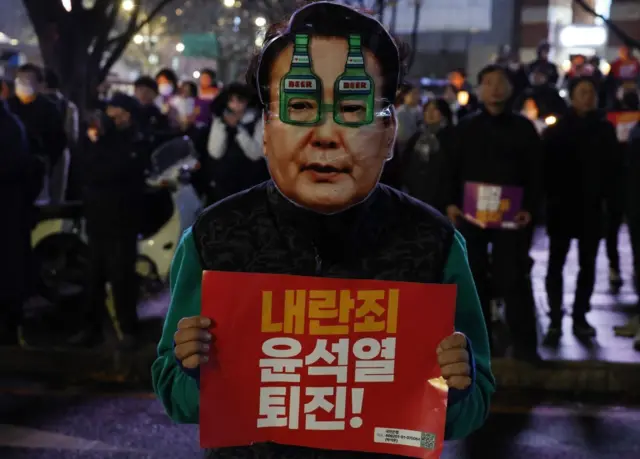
403,98,454,213
0,99,44,346
444,64,542,361
153,4,494,449
542,77,621,343
73,93,148,348
205,83,266,204
155,68,180,129
8,64,67,202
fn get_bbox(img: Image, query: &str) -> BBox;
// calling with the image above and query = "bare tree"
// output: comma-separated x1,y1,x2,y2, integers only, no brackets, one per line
21,0,182,111
573,0,639,50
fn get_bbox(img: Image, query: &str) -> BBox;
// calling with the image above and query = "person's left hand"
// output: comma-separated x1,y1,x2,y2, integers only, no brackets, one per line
514,210,532,228
437,332,472,390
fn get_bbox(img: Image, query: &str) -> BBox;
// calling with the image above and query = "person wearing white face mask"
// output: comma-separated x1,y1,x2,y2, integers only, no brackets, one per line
8,64,67,204
155,68,180,129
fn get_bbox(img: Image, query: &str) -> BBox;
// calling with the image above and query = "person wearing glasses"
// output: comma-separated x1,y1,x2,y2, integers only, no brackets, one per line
152,2,494,456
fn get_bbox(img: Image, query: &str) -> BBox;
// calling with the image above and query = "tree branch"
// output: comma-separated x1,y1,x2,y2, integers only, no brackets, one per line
91,2,120,65
99,3,142,81
105,0,184,47
573,0,640,50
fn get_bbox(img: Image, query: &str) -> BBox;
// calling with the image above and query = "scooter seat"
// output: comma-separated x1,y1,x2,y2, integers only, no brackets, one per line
35,201,84,221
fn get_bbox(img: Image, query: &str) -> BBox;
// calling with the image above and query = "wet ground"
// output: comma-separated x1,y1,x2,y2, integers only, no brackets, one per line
0,387,639,458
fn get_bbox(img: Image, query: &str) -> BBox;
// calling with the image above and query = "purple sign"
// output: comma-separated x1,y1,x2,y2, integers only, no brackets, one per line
194,97,213,127
462,182,523,229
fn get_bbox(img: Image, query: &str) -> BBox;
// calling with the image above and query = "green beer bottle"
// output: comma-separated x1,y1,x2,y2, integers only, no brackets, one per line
334,34,375,125
279,34,321,125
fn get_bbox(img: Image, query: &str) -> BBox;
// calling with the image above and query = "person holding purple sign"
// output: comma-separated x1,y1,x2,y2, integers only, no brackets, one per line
443,64,543,362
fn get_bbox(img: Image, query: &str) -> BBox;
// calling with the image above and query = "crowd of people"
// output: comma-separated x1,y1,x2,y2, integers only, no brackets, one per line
1,38,640,358
388,43,640,357
0,64,268,348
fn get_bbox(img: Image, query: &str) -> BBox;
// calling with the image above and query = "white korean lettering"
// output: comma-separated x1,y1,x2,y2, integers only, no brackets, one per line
305,338,349,383
353,337,396,383
257,386,300,429
259,337,303,383
304,386,347,430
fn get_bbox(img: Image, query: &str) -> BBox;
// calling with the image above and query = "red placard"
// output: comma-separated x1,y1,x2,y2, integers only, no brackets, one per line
607,111,640,143
200,271,456,458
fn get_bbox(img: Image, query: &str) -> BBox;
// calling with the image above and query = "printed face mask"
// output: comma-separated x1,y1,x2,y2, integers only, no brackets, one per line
278,34,388,128
260,32,398,215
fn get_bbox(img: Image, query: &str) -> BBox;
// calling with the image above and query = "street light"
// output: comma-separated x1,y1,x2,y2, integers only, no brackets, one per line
61,0,72,12
133,34,144,44
176,42,185,52
122,0,135,12
193,70,201,79
255,17,266,27
223,0,235,7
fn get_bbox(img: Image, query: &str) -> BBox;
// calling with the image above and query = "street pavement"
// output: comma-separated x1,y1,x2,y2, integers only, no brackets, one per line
530,226,638,362
0,387,639,459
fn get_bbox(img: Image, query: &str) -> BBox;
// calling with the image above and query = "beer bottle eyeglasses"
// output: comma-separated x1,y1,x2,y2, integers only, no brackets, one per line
278,33,389,128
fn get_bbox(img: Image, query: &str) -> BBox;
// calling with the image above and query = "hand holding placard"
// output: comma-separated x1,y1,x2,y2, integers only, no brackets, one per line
174,316,215,369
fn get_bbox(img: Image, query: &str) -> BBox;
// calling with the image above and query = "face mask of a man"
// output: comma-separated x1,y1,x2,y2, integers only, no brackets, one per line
15,81,35,100
158,83,173,97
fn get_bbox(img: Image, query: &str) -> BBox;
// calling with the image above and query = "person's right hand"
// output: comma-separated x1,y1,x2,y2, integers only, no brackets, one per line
446,205,463,224
174,316,214,369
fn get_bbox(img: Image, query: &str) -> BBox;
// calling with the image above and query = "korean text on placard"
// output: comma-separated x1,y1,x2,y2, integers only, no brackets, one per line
257,288,399,431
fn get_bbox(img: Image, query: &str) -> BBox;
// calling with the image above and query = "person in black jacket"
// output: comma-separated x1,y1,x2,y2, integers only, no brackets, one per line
71,93,148,348
0,100,43,345
542,77,621,343
8,64,66,201
623,123,640,350
526,41,559,87
402,97,454,213
444,64,542,361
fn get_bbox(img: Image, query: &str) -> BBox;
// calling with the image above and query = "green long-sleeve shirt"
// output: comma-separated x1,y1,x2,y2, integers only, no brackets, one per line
152,227,495,441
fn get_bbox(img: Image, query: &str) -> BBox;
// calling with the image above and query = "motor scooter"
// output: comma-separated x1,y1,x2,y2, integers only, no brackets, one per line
137,136,202,294
30,136,203,304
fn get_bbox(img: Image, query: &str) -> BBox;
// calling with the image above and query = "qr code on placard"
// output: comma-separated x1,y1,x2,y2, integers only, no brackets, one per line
420,432,436,450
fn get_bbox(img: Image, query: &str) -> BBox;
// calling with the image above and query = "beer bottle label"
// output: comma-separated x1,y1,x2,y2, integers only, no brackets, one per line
337,79,371,94
283,77,318,93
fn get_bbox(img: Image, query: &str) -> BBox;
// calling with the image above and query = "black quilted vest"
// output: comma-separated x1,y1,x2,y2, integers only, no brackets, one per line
193,180,454,459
